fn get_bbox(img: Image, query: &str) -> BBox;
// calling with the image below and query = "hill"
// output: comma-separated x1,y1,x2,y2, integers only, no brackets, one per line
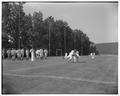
95,42,118,55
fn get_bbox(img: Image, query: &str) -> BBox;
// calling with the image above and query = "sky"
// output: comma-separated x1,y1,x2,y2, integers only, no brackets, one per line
23,2,118,43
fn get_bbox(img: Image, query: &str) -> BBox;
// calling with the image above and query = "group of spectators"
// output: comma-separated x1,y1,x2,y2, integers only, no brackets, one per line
2,48,48,61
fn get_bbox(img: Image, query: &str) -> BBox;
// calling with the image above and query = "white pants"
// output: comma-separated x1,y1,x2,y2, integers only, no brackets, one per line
44,53,47,58
31,53,34,61
73,56,77,62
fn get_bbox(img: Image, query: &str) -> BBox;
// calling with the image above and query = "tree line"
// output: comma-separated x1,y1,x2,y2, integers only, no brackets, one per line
2,2,98,56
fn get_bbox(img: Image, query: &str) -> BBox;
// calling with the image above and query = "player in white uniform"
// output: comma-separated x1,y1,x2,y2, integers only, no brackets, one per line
7,48,11,59
44,49,48,59
67,50,75,62
26,48,29,60
11,48,16,60
75,50,80,62
17,49,21,60
64,53,68,59
90,53,95,59
76,51,80,58
40,49,44,59
30,48,35,61
90,44,96,59
36,49,40,59
21,48,24,60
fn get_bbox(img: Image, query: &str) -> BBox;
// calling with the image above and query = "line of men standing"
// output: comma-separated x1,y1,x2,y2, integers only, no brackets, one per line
2,48,48,61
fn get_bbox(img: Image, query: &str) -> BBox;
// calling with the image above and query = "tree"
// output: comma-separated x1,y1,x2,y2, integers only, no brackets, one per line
23,14,33,48
2,2,26,49
72,29,91,55
2,2,96,55
32,11,44,48
2,2,11,48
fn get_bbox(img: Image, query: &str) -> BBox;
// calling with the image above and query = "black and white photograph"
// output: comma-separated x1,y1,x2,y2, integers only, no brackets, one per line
2,1,118,94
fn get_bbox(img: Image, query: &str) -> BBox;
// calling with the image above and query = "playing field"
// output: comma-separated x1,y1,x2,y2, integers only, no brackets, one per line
2,55,118,94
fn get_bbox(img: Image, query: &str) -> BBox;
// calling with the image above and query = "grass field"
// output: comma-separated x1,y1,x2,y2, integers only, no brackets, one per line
2,55,118,94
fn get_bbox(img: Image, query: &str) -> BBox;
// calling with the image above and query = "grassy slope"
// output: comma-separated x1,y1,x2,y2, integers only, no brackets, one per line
96,42,118,54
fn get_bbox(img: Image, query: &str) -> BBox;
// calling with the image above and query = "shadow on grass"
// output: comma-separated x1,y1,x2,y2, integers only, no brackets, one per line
78,61,86,63
2,82,18,94
2,76,19,94
69,61,86,63
107,86,118,94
